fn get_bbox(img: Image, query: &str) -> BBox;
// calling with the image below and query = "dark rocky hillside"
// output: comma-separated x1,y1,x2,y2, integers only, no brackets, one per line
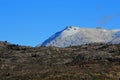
0,41,120,80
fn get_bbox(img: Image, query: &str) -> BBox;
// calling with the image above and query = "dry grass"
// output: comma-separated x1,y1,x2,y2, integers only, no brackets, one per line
0,41,120,80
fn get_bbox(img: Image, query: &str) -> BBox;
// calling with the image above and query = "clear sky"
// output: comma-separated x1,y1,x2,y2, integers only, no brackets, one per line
0,0,120,46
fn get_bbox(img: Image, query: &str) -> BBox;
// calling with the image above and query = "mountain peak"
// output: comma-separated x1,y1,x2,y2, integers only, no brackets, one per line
64,26,80,31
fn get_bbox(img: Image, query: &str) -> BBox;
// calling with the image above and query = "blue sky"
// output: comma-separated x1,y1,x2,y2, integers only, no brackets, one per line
0,0,120,46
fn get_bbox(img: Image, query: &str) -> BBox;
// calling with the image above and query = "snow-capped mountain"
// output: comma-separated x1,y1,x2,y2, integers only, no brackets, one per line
110,31,120,44
40,26,120,47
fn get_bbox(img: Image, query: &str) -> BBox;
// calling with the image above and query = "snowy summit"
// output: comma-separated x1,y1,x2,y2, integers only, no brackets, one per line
40,26,120,47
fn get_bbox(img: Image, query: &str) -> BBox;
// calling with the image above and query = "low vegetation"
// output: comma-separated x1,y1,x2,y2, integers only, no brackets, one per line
0,41,120,80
